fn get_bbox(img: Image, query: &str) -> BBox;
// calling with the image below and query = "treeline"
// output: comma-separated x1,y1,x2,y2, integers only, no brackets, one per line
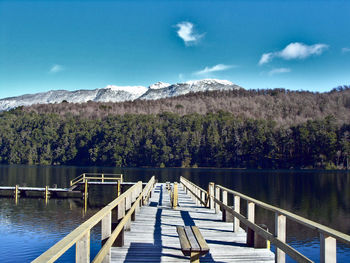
25,86,350,127
0,109,349,169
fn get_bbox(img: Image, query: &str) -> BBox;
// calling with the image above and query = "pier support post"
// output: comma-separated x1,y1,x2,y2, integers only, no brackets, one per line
222,190,233,222
209,183,214,209
44,186,49,204
215,186,220,213
173,182,178,208
246,201,255,247
14,185,19,204
101,211,111,263
117,180,121,197
233,195,240,232
76,230,90,263
320,233,336,263
125,194,131,231
113,201,125,247
84,180,88,212
275,212,286,263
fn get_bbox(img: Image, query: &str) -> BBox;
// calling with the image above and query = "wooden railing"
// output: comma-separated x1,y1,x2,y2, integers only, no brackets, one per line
180,177,208,207
33,176,155,263
180,176,350,263
70,173,123,187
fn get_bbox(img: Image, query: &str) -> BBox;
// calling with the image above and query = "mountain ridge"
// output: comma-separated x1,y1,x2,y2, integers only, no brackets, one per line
0,79,241,111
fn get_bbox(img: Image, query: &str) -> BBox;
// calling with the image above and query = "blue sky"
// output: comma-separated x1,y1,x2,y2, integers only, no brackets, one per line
0,0,349,99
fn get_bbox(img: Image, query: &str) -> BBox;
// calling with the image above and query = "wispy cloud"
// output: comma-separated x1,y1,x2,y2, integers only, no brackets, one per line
342,47,350,53
268,67,291,76
175,22,205,46
49,64,64,73
195,64,233,75
259,42,329,65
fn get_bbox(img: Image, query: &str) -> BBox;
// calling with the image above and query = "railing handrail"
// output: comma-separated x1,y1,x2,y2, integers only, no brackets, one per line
180,176,207,194
212,195,313,263
215,184,350,245
180,177,207,206
180,177,350,263
92,176,155,262
70,173,123,187
33,176,155,263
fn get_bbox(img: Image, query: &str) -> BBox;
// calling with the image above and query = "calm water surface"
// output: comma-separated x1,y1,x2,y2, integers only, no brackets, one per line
0,165,349,262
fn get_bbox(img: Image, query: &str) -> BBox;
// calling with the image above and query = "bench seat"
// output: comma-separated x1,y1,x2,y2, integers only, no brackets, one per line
177,226,209,262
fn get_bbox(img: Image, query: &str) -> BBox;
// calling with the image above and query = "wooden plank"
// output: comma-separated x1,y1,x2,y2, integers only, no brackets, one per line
184,226,200,252
177,226,191,256
191,226,209,252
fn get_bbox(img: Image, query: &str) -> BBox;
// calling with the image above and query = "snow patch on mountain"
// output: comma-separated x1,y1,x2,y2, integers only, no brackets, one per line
149,82,171,90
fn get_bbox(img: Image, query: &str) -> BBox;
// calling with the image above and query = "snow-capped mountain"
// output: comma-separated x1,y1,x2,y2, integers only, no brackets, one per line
0,79,242,111
140,79,240,100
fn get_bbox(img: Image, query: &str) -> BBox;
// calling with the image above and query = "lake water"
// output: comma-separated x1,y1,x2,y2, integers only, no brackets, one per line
0,165,349,262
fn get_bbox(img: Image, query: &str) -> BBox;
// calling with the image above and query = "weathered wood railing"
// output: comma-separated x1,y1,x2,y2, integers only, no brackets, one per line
33,176,155,263
70,173,123,187
180,176,350,263
180,177,208,207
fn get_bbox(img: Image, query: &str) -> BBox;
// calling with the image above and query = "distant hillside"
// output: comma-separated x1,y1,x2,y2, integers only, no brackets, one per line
24,86,350,127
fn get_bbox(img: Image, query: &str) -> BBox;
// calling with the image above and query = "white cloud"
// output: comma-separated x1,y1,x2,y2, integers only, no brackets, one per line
195,64,233,75
259,53,274,65
342,47,350,53
49,64,64,73
175,22,204,46
268,67,291,76
259,42,329,65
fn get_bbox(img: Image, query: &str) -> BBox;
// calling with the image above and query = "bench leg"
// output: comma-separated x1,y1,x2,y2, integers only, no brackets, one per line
190,252,200,263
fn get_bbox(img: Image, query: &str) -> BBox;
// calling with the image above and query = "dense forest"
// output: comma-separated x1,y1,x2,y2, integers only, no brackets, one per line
25,86,350,127
0,107,349,169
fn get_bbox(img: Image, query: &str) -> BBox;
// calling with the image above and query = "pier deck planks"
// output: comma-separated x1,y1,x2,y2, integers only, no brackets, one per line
110,183,274,262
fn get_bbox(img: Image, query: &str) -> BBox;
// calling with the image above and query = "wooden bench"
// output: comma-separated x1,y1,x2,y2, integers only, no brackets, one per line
176,226,209,263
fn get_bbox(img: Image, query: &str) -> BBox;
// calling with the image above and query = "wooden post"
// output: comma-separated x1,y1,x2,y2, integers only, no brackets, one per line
275,212,286,263
320,232,336,263
45,186,49,204
102,173,104,183
101,211,111,263
83,173,86,182
125,194,131,231
209,183,214,209
84,180,88,213
76,230,90,263
173,182,178,208
233,195,240,232
117,180,121,197
190,251,200,263
254,224,269,248
201,191,205,206
114,200,125,247
246,201,255,247
215,186,220,213
222,190,233,222
15,185,19,204
120,174,123,183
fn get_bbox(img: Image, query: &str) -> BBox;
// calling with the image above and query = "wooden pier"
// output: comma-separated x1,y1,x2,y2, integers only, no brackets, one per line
32,176,350,263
